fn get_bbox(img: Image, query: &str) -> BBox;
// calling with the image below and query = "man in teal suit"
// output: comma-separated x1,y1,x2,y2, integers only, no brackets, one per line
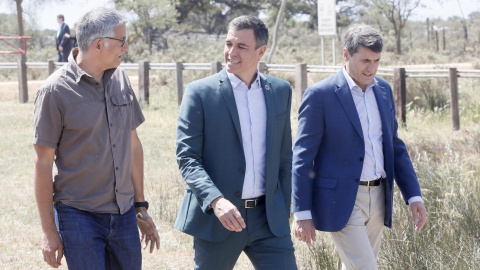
175,16,297,269
292,24,427,270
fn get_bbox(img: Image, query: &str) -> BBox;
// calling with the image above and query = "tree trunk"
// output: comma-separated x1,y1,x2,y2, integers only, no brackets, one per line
267,0,287,64
396,32,402,54
15,0,26,63
15,0,25,37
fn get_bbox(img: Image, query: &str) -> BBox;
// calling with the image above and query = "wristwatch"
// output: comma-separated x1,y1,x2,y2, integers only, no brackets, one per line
134,201,149,210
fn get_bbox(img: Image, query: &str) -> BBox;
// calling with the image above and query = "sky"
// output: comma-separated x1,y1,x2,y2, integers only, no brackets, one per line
0,0,479,31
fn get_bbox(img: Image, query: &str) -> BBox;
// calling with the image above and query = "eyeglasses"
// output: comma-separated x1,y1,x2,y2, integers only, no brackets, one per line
100,36,126,47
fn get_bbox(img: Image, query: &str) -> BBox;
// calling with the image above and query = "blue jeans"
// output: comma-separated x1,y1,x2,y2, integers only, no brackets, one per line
54,202,141,270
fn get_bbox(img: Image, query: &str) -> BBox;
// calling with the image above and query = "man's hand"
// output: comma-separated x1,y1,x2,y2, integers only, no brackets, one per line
59,45,63,51
294,219,316,246
211,197,246,232
410,201,427,232
42,230,63,268
136,208,160,253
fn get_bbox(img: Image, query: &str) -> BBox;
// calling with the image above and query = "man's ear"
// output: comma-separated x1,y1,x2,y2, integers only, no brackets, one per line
343,48,349,61
257,45,267,59
93,39,102,51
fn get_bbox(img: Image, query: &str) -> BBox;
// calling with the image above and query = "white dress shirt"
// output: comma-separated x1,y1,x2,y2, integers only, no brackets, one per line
295,67,421,221
227,71,267,199
57,22,64,38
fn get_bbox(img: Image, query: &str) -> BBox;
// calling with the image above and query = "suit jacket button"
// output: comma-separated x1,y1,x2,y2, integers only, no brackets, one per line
239,169,245,174
355,178,360,183
235,192,241,197
359,157,364,162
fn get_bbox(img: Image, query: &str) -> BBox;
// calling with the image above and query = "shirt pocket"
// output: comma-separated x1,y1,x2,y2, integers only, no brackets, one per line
110,94,133,130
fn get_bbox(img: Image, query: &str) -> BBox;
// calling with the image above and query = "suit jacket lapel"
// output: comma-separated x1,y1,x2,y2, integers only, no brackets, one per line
334,70,364,140
260,73,273,162
373,84,391,138
219,69,243,144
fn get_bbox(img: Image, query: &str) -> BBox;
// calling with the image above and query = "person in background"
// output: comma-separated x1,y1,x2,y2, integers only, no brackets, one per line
65,22,78,48
55,14,72,62
292,24,427,270
34,8,159,269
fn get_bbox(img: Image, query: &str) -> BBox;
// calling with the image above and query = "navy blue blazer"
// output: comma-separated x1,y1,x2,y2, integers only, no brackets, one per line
56,22,71,52
292,69,422,232
175,69,293,242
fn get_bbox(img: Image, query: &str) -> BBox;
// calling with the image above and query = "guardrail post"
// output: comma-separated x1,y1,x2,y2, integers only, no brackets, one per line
176,62,184,106
295,63,307,110
48,59,55,76
138,60,150,105
211,62,222,74
393,67,407,125
258,61,267,74
18,55,28,103
449,68,460,130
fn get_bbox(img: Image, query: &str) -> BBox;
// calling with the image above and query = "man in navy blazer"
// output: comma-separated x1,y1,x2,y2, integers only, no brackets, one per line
292,24,427,270
56,14,72,62
175,16,297,269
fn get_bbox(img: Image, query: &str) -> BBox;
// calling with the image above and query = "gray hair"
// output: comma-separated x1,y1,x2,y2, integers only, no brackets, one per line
76,8,126,52
344,24,383,56
228,16,268,49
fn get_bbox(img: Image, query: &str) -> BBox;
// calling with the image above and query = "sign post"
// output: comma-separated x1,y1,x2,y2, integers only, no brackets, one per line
318,0,337,65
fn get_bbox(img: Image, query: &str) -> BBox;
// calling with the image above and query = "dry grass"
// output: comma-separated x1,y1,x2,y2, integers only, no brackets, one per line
0,71,479,269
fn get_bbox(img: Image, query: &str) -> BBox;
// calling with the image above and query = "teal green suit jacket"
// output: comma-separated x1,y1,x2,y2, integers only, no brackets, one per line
175,69,293,242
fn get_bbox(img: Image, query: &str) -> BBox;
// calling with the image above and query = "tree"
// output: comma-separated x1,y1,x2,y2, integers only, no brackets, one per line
370,0,422,54
266,0,287,64
114,0,177,53
173,0,262,35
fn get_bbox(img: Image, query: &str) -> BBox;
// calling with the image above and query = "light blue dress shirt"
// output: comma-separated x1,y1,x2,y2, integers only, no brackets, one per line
227,71,267,199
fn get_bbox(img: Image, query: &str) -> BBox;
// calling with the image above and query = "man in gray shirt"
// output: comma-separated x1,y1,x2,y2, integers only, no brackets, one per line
33,8,159,269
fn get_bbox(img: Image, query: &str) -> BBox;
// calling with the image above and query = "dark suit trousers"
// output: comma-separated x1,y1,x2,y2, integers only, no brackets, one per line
57,48,71,62
193,204,297,270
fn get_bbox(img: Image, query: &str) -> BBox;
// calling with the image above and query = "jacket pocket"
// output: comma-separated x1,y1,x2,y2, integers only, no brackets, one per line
315,177,337,189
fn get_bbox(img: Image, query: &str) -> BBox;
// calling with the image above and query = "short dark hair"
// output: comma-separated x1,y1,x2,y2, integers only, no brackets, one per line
57,14,64,20
228,16,268,49
344,24,383,56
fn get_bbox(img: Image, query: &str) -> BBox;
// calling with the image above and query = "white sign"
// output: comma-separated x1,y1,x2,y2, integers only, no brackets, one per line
318,0,337,36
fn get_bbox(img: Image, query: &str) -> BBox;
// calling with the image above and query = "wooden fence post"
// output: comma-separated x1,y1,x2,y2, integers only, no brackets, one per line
48,59,55,76
258,61,267,74
18,55,28,103
393,68,407,125
138,60,150,105
176,62,184,106
295,63,307,110
211,62,222,74
449,68,460,130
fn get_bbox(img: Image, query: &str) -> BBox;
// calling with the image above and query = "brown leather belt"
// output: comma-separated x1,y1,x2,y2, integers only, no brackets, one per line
240,196,265,208
359,177,385,187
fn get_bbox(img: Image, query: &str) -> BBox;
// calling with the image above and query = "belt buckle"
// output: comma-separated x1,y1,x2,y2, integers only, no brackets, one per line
366,181,372,187
244,199,256,208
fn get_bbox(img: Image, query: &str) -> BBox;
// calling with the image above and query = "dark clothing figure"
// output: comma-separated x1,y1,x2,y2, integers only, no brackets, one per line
56,22,72,62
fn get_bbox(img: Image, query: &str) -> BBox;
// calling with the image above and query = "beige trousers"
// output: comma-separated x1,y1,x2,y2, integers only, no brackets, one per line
330,183,386,270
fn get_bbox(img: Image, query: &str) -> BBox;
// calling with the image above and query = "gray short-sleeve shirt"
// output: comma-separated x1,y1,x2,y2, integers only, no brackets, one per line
33,49,145,214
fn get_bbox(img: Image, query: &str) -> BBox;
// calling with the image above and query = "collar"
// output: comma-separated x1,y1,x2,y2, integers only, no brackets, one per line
342,65,377,94
68,48,116,84
226,70,261,90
